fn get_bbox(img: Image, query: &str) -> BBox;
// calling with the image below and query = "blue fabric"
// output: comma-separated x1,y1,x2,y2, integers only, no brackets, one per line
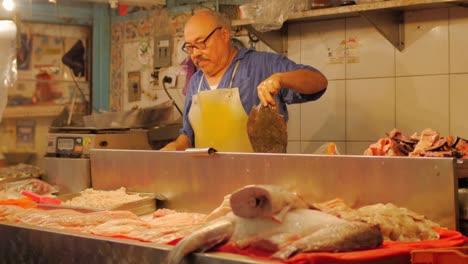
180,47,327,146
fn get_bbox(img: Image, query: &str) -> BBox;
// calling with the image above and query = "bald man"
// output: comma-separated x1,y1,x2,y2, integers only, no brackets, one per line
161,10,327,152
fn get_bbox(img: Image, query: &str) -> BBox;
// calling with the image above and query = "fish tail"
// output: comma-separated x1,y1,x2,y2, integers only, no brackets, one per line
164,218,235,264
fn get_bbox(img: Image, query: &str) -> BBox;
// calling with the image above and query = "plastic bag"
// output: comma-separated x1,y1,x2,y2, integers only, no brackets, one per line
251,0,308,32
0,179,59,200
314,142,341,155
0,20,17,122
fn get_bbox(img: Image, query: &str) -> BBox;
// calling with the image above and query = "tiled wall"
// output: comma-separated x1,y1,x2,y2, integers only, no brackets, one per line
286,6,468,155
109,9,189,114
109,6,468,155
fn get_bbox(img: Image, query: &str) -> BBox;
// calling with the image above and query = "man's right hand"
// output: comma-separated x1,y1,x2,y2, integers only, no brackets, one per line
159,134,192,151
160,142,178,151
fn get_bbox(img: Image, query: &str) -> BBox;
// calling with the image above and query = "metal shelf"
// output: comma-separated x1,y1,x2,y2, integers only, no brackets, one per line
3,104,65,118
231,0,468,53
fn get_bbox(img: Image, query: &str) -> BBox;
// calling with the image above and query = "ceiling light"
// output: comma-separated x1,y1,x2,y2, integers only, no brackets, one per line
2,0,15,11
109,0,118,8
49,0,56,3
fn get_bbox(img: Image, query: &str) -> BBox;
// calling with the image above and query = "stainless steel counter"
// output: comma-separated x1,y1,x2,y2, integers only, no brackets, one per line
0,222,269,264
0,151,461,263
91,150,459,230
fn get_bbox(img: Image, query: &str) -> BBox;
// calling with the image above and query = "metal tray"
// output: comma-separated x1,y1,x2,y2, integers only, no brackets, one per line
37,191,164,216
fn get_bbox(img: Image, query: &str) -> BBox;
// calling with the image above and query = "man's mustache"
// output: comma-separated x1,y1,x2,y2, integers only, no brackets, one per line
193,55,209,67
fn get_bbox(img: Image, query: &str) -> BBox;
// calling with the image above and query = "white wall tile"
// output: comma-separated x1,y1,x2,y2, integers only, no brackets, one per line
449,7,468,73
287,23,301,62
346,78,395,141
301,19,346,80
450,74,468,138
292,6,463,152
346,142,375,156
287,141,301,154
395,75,449,135
301,80,345,141
346,17,395,79
301,141,346,155
396,8,449,76
287,103,301,140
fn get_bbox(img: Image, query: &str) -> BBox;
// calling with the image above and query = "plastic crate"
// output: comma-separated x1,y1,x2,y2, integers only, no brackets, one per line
411,247,468,264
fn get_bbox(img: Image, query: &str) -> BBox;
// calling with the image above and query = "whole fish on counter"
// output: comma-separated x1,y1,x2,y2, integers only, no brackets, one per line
164,185,383,264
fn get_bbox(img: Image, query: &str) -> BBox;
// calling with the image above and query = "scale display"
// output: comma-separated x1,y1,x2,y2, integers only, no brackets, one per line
56,137,84,156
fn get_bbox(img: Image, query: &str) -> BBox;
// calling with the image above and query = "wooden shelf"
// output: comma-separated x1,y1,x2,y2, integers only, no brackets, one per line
3,104,65,118
232,0,468,53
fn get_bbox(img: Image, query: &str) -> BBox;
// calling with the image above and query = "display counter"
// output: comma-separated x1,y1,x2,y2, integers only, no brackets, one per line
0,150,463,263
91,150,459,230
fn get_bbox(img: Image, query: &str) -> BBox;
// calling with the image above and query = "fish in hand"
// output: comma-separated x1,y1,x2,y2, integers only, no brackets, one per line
247,104,288,153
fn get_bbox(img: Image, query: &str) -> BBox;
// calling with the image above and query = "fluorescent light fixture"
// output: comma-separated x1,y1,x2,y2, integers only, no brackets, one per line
2,0,15,11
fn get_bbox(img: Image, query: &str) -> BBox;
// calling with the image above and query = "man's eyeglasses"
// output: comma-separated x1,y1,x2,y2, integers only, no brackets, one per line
181,27,222,54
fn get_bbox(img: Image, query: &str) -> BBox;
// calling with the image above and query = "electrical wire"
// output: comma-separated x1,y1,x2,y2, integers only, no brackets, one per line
69,67,88,108
162,76,183,116
66,67,90,126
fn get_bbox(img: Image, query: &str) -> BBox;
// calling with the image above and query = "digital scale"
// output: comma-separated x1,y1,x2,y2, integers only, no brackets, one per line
45,127,152,158
42,126,153,194
42,124,181,194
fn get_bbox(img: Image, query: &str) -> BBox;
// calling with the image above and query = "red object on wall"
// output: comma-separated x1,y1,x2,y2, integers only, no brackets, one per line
119,4,128,16
35,71,52,102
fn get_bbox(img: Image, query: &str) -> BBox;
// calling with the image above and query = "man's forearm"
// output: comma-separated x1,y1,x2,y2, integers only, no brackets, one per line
277,69,328,94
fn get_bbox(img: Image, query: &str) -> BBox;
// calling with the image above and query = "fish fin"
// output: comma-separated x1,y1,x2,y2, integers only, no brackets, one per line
272,244,300,260
198,236,230,252
271,204,291,223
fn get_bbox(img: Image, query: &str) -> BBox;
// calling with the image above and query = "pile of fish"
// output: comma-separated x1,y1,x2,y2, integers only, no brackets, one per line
364,128,468,158
312,198,441,242
165,185,383,263
0,184,445,263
